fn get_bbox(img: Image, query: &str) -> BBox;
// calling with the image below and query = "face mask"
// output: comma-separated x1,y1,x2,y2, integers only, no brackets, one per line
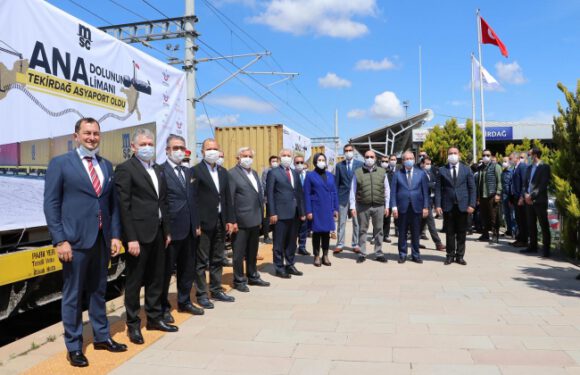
380,162,389,169
482,156,491,163
389,161,397,168
271,162,279,168
448,154,459,165
240,157,253,169
424,165,432,171
364,157,375,167
216,157,224,166
316,161,326,170
170,150,185,163
136,145,155,161
502,162,509,169
519,157,525,164
80,144,99,158
344,151,354,160
280,156,292,168
294,163,304,172
204,149,220,164
403,160,414,168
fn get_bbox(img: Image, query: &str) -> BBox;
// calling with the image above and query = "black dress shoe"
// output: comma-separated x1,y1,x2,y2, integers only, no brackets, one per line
398,257,407,264
375,255,388,263
146,319,179,332
211,291,235,302
356,255,366,263
275,270,291,278
286,265,303,276
456,258,467,265
197,298,215,309
94,338,128,352
234,284,250,293
412,258,423,264
420,234,428,240
67,351,88,367
419,244,426,249
248,278,270,287
297,248,311,256
540,251,551,258
178,303,205,315
162,310,175,324
444,257,453,265
520,248,537,254
127,327,144,345
383,237,391,243
221,259,233,267
263,237,273,244
478,234,490,242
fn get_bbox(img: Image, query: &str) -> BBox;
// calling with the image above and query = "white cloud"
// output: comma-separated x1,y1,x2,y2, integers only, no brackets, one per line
448,100,467,107
355,58,396,71
318,72,351,89
519,111,555,124
206,95,275,113
213,0,257,7
249,0,377,39
495,61,527,85
347,109,366,119
371,91,405,118
196,114,240,130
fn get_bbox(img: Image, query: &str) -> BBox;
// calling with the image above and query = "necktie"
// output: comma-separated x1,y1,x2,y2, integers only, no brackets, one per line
407,169,412,187
452,165,457,184
300,172,305,185
84,156,102,229
176,166,186,187
285,168,292,184
347,162,351,176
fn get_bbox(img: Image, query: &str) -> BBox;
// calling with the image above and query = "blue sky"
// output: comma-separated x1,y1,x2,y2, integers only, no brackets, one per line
47,0,580,144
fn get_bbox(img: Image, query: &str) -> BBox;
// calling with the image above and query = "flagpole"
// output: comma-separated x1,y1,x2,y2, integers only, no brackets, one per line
471,53,477,163
477,9,486,151
419,45,422,112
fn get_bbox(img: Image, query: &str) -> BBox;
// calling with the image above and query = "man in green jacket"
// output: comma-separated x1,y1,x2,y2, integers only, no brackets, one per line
476,149,502,243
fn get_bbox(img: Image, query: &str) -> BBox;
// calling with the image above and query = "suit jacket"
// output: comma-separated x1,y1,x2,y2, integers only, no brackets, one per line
44,150,120,249
390,167,429,214
435,163,476,213
266,166,305,220
334,159,363,206
228,164,264,228
115,156,170,244
511,161,528,200
191,161,235,231
162,161,199,241
523,162,551,204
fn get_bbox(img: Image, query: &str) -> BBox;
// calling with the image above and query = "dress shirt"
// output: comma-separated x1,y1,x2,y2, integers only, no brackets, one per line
137,157,161,218
166,157,185,180
204,160,221,213
285,167,295,188
349,165,390,209
528,161,540,194
392,167,415,211
76,148,104,186
243,167,259,192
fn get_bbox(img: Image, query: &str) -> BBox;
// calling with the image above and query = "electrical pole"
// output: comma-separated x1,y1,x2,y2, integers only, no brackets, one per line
184,0,197,159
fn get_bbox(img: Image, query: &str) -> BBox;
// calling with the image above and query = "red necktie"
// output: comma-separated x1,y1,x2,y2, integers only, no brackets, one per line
84,157,102,229
285,168,292,183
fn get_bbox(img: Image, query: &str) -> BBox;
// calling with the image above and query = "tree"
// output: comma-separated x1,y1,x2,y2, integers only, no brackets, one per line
422,118,482,165
552,81,580,258
505,138,554,166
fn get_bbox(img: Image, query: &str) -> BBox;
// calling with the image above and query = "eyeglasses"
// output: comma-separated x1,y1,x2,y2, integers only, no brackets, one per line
365,156,376,159
170,146,186,151
295,161,304,165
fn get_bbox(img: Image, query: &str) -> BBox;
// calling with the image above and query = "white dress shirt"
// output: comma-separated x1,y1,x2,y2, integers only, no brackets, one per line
349,165,390,209
137,157,161,218
167,157,185,181
77,148,104,186
243,167,259,192
204,160,221,212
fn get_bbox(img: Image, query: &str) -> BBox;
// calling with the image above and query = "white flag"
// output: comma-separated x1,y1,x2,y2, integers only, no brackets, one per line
472,57,501,90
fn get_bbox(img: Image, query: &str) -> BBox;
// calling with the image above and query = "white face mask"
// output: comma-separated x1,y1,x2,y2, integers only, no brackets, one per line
294,163,304,172
502,162,509,169
80,144,99,158
448,154,459,165
136,145,155,162
280,156,292,168
316,161,326,170
364,157,375,167
216,157,224,166
240,157,253,169
344,151,354,160
170,149,185,164
424,165,432,171
389,161,397,168
204,149,220,164
270,162,279,168
380,162,389,169
482,156,491,163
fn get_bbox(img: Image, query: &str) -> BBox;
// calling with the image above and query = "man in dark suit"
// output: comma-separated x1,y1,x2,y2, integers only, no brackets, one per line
510,151,529,247
229,147,271,292
192,139,236,308
267,148,306,278
420,157,445,251
381,154,397,242
334,143,363,253
115,128,177,345
435,147,476,265
260,156,279,244
391,150,429,263
295,154,311,256
44,118,127,367
160,135,204,324
521,147,552,257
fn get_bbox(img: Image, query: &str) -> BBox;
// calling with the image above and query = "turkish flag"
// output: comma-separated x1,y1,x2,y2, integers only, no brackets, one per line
480,16,509,58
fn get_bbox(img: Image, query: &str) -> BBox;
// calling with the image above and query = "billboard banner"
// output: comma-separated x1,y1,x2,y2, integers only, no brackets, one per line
283,125,311,162
485,127,513,141
0,0,187,162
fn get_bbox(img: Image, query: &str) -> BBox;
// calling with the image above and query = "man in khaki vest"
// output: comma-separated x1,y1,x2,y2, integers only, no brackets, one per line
350,150,390,264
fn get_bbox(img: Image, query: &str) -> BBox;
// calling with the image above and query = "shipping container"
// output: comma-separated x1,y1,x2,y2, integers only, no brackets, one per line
20,139,52,166
100,123,156,166
309,145,337,172
50,134,75,159
0,143,20,166
214,124,286,173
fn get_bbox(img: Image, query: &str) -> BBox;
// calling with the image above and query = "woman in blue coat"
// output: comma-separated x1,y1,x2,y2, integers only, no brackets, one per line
304,153,339,267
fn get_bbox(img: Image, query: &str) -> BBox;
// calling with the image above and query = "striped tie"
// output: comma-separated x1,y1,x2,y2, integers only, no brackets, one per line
84,156,102,229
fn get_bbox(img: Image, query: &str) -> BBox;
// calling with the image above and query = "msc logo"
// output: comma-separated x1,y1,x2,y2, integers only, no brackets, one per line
78,24,92,50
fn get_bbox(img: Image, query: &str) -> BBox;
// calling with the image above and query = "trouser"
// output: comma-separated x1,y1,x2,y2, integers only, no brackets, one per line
421,206,442,245
502,197,516,234
125,226,165,329
273,217,299,272
443,205,468,259
383,211,392,239
337,203,359,248
514,202,528,243
195,222,225,298
479,196,499,236
232,226,260,286
62,232,109,351
297,220,308,251
312,232,330,257
397,204,422,260
161,232,195,311
262,203,271,239
357,204,384,255
527,202,551,252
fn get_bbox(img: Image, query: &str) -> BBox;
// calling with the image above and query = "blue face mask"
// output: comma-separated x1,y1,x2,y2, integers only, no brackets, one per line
403,160,414,168
136,145,155,161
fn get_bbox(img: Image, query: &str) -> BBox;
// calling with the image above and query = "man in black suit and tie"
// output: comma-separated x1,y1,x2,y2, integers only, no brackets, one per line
435,147,476,265
115,128,177,346
510,152,529,248
160,135,204,323
267,148,306,278
192,139,236,308
44,118,127,367
229,147,271,292
521,147,551,257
